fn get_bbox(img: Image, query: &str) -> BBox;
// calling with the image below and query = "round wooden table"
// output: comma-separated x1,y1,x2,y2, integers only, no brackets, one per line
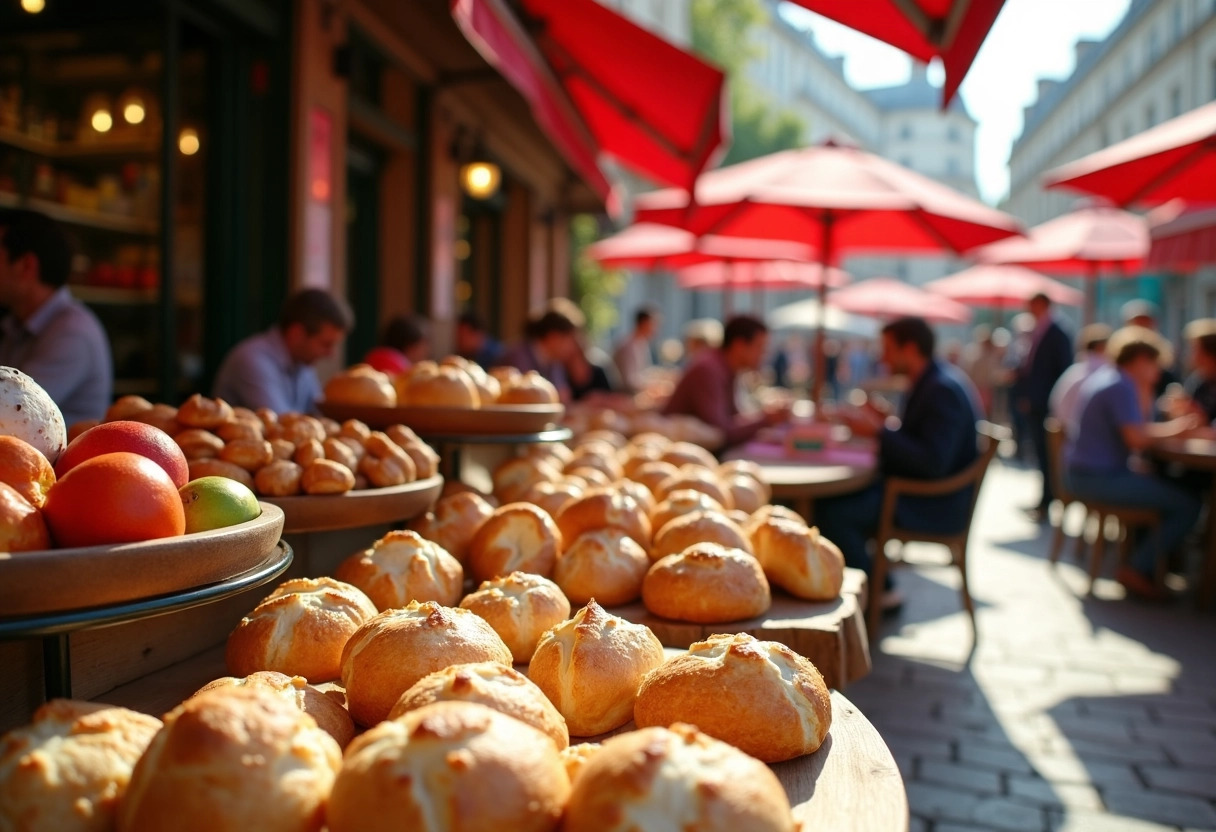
760,462,876,522
1151,437,1216,608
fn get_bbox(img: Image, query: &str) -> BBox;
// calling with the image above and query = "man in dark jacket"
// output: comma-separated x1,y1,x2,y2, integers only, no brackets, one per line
1016,293,1073,521
816,316,982,611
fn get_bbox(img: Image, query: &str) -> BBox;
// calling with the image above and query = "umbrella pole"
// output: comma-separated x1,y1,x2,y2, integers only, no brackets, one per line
811,216,834,409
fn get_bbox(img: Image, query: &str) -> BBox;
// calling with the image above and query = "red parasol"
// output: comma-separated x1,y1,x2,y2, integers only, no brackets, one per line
1044,101,1216,207
925,264,1083,309
786,0,1006,105
676,260,850,290
828,277,972,324
1146,201,1216,271
585,223,814,270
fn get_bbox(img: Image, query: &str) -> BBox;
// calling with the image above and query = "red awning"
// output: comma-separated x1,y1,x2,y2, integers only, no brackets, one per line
787,0,1005,105
1147,201,1216,271
452,0,729,201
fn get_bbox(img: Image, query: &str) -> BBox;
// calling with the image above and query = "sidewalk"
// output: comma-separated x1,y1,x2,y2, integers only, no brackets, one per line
846,460,1216,832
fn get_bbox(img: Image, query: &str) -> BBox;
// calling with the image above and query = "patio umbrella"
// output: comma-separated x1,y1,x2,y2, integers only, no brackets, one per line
972,204,1147,323
633,139,1021,400
1146,201,1216,271
585,223,814,270
827,277,972,325
925,265,1084,313
786,0,1006,105
1044,101,1216,207
675,260,850,290
769,297,879,339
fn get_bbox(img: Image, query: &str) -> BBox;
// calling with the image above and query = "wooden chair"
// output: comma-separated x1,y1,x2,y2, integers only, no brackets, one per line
1045,418,1091,563
868,421,1008,643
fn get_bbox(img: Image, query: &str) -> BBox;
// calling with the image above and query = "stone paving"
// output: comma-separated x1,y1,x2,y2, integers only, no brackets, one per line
845,460,1216,832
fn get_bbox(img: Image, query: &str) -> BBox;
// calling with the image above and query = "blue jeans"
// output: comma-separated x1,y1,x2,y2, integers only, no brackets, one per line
1066,468,1201,577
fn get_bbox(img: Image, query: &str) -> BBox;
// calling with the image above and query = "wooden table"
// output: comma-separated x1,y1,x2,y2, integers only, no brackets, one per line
1151,437,1216,607
760,462,876,521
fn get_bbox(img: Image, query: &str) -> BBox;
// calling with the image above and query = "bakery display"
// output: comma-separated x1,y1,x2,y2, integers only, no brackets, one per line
751,518,846,601
649,510,753,563
388,661,568,749
554,528,650,606
562,723,796,832
193,671,357,749
458,571,571,662
0,700,161,832
340,601,513,726
554,488,652,549
467,503,561,582
650,489,726,535
323,364,397,407
497,370,560,405
397,361,480,408
529,600,665,736
225,576,378,682
633,633,832,762
405,490,495,564
327,701,569,832
492,456,561,504
334,530,464,610
117,687,341,832
642,542,772,623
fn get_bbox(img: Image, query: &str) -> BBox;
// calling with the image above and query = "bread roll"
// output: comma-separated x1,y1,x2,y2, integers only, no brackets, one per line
279,414,325,445
747,504,806,534
562,449,623,482
522,479,585,519
529,600,664,736
660,441,719,470
334,530,464,610
400,438,440,479
622,444,664,478
629,459,681,496
226,576,377,682
293,437,325,466
562,723,796,832
322,437,359,473
340,602,513,726
0,700,161,832
718,458,767,486
560,743,600,783
459,571,571,662
174,428,224,460
254,460,303,497
128,403,179,435
615,479,657,517
723,472,768,513
327,702,568,832
405,491,494,564
642,542,771,623
300,458,355,494
400,363,479,408
555,488,652,548
194,671,356,748
555,528,649,606
323,365,396,407
497,370,559,405
634,633,831,761
492,456,560,504
489,365,521,387
216,420,264,443
220,438,274,471
467,503,561,582
651,489,726,536
339,418,372,443
649,509,753,563
388,662,568,749
176,394,234,429
751,519,846,601
187,458,255,491
117,687,340,832
565,466,611,488
105,395,153,422
655,468,732,507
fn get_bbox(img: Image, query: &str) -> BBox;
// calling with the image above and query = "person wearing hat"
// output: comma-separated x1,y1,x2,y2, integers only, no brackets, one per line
1049,323,1112,439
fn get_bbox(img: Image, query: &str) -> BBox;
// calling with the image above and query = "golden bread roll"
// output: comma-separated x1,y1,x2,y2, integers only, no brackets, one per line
216,420,264,443
497,370,559,405
269,438,295,460
724,472,768,513
458,571,571,662
559,742,600,783
388,662,568,749
174,428,224,460
359,431,418,486
340,602,513,726
489,365,521,387
319,416,342,436
529,600,664,736
747,504,806,534
322,437,359,473
651,488,726,535
492,456,560,504
577,429,627,450
219,438,274,472
629,459,681,496
187,458,255,490
718,458,766,483
300,458,355,494
176,394,234,429
643,542,771,623
565,466,611,488
467,503,561,582
622,444,664,478
0,700,161,832
127,402,179,435
293,437,325,466
562,450,624,482
383,423,420,446
750,519,846,601
117,687,340,832
650,509,753,563
104,394,153,422
555,528,650,606
231,405,259,423
279,414,326,445
555,488,652,548
614,478,657,517
406,490,495,564
634,633,831,762
323,365,396,407
255,407,278,429
400,440,440,479
327,701,568,832
226,576,378,682
660,441,719,470
522,479,585,519
400,363,479,408
439,480,495,505
466,366,501,405
334,530,464,610
562,723,796,832
194,671,356,749
254,460,303,496
339,418,371,443
628,431,671,451
655,468,732,507
726,508,753,527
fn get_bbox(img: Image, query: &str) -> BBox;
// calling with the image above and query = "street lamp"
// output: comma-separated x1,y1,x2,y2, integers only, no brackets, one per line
460,159,501,200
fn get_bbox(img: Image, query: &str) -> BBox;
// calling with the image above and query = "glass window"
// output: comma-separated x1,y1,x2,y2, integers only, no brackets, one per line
1170,86,1183,118
947,124,959,142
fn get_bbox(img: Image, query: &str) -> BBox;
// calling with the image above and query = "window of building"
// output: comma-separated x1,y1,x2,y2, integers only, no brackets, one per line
1146,101,1157,128
899,123,912,140
1124,52,1134,87
1148,27,1160,63
1170,86,1183,118
1172,1,1184,43
946,156,959,176
947,124,959,142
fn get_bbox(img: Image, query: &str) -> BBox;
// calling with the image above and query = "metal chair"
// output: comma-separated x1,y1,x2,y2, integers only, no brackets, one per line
869,421,1009,643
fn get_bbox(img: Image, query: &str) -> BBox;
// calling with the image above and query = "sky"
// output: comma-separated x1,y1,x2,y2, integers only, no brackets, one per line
778,0,1133,206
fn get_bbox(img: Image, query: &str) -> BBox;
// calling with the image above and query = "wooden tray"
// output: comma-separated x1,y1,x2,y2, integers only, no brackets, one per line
317,401,564,435
0,504,285,618
608,569,870,691
264,475,442,534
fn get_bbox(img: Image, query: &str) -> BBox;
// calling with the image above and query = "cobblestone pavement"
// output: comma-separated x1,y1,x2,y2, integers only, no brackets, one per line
845,459,1216,832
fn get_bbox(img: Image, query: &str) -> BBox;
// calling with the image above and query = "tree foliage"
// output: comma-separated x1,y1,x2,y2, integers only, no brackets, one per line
569,214,626,337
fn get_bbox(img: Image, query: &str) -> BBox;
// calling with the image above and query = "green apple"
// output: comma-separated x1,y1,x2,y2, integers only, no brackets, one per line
179,476,260,534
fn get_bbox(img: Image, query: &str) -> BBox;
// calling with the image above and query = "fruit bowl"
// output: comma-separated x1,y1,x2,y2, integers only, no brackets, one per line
263,476,443,534
0,503,285,618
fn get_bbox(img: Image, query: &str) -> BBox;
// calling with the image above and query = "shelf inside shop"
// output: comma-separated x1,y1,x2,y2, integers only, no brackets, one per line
0,192,159,235
0,126,159,160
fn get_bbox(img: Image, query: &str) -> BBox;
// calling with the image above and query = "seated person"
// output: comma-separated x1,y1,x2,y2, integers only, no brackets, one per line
662,314,790,449
213,288,353,414
567,341,618,402
455,311,502,369
364,315,428,375
497,300,583,403
815,317,982,611
0,208,112,424
1176,319,1216,422
1065,327,1201,600
1049,323,1112,439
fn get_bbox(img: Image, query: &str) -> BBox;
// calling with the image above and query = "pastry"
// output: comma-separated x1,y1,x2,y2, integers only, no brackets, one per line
334,530,463,610
467,503,561,582
175,394,234,429
406,490,495,564
554,528,649,606
650,489,726,536
660,441,719,470
522,479,585,519
492,456,560,504
216,420,264,443
300,458,355,494
497,370,559,405
219,438,274,471
750,519,846,601
174,428,224,460
194,671,356,748
628,460,680,496
649,509,753,562
559,743,600,783
104,395,153,422
654,468,732,507
323,365,396,407
398,363,479,408
554,488,652,548
642,542,771,623
458,571,571,662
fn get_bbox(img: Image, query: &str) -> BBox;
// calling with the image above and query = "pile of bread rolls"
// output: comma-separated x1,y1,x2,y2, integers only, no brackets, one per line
322,357,561,410
72,393,441,497
563,403,726,450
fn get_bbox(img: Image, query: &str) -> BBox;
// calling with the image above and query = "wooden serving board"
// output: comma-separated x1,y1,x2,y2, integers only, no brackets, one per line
316,402,564,435
0,504,285,618
264,476,442,534
608,568,870,691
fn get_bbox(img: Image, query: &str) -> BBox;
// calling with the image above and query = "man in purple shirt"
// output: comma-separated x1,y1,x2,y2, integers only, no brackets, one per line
497,305,581,403
662,315,791,449
0,209,112,425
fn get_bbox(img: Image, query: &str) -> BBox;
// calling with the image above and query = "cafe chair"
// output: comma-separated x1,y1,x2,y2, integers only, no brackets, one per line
868,421,1008,644
1083,504,1161,595
1044,418,1092,564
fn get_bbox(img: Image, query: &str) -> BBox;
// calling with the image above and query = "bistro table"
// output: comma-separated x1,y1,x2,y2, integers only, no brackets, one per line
1150,437,1216,607
729,441,877,522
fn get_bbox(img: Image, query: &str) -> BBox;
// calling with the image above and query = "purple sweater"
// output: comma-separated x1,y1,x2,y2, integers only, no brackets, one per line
662,349,766,448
